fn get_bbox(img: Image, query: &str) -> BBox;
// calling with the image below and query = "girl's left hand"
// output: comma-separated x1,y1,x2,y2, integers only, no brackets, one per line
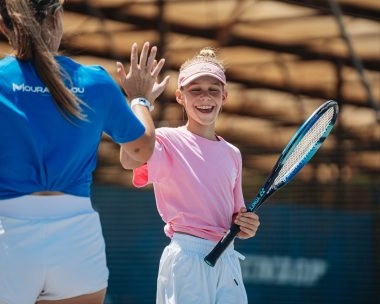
234,207,260,239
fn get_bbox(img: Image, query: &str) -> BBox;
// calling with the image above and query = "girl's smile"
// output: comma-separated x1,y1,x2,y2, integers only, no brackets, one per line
195,105,215,114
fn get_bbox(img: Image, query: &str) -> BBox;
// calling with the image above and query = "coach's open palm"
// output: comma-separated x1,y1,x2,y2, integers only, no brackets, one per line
117,41,169,103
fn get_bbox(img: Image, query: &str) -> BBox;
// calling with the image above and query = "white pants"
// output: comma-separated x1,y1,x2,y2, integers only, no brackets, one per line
157,233,247,304
0,195,109,304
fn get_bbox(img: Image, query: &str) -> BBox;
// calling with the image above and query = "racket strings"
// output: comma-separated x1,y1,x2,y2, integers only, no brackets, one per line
274,107,335,185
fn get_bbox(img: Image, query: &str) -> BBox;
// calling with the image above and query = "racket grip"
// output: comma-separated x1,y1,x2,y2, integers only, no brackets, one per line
204,224,240,267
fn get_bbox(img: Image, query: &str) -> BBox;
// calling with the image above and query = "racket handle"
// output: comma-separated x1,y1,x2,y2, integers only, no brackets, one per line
204,224,240,267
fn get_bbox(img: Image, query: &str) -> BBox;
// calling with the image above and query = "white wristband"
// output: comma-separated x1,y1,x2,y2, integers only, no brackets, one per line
130,98,154,112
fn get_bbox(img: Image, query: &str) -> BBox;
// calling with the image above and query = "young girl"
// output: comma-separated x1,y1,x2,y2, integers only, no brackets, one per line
0,0,168,303
120,48,260,304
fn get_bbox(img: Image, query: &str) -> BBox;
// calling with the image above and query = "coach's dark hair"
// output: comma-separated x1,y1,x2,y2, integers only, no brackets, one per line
0,0,87,121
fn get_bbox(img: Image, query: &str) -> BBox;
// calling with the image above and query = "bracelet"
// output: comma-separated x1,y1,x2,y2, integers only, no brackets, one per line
130,98,154,112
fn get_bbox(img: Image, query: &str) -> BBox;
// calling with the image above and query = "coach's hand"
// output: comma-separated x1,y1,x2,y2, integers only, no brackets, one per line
234,207,260,239
117,41,169,103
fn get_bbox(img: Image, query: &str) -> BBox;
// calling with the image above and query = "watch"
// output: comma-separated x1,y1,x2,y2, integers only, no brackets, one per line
130,98,154,112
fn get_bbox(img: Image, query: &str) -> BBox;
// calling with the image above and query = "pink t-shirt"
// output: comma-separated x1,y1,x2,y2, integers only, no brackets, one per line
133,126,245,242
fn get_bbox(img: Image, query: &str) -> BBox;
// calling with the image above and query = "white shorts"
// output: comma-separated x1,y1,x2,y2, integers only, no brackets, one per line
0,195,109,304
157,233,247,304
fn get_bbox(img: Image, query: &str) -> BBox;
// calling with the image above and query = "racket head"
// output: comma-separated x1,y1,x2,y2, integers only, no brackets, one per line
274,100,338,188
248,100,339,211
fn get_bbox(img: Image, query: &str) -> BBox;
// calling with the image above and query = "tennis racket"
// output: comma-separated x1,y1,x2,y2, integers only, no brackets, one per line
204,100,339,267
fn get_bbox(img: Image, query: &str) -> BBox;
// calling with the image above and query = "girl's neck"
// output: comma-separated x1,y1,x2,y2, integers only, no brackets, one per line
184,122,219,141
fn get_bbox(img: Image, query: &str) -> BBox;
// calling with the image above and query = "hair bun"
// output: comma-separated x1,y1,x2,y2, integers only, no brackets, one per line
180,46,225,72
198,47,216,58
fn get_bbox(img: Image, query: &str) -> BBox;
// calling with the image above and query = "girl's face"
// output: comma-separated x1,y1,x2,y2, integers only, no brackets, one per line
176,75,227,138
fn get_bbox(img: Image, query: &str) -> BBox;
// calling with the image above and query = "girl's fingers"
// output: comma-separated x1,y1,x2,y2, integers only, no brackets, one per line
239,226,258,239
235,210,260,239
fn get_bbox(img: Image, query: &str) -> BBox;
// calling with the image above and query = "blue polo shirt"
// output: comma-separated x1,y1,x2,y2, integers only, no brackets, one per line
0,56,145,199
